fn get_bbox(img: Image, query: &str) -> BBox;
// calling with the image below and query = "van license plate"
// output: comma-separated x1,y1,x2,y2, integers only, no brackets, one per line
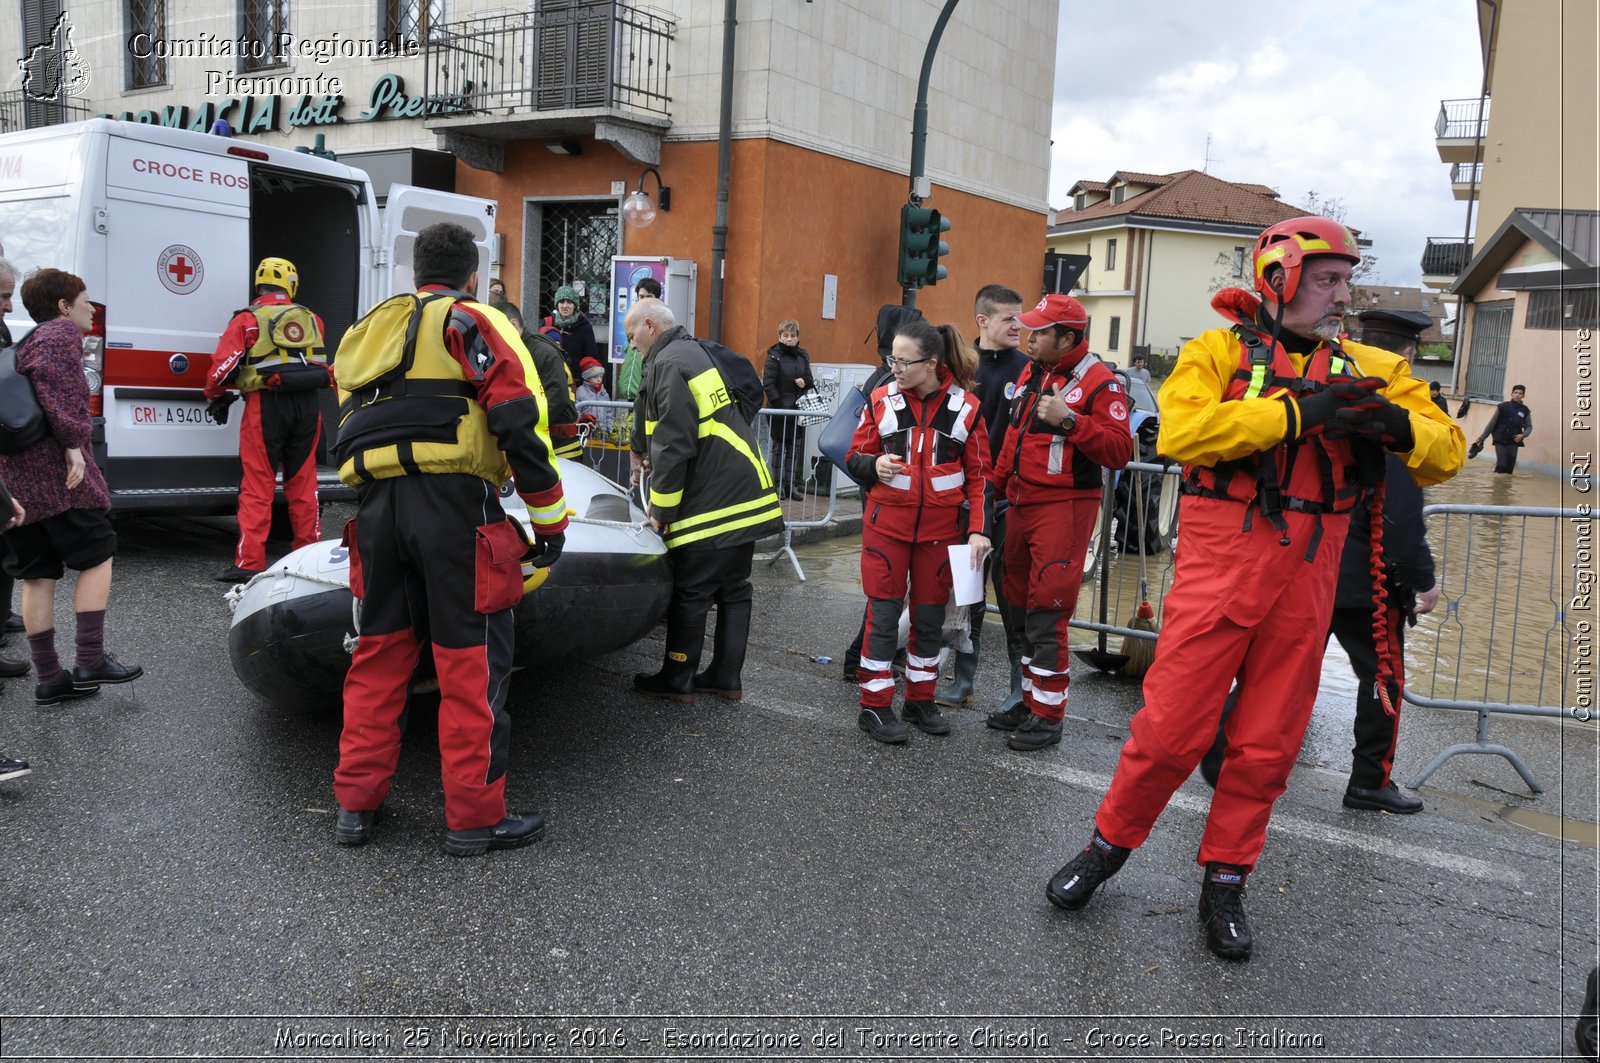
124,401,221,427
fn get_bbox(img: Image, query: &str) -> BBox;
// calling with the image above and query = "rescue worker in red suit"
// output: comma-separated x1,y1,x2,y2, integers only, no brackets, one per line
329,223,568,857
845,319,994,744
205,257,331,583
1042,216,1463,960
990,295,1133,751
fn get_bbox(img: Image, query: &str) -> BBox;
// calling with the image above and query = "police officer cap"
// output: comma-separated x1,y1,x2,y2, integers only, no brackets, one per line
1358,308,1431,343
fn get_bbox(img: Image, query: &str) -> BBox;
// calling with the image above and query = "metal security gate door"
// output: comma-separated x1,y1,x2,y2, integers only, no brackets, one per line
528,200,618,328
1464,300,1513,399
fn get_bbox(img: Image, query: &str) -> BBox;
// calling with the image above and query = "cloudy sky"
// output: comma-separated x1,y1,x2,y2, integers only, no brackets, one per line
1050,0,1485,287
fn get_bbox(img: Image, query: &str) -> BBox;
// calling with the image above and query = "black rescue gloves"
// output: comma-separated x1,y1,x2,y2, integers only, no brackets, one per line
1330,392,1415,450
1294,377,1384,434
525,531,565,569
207,393,238,425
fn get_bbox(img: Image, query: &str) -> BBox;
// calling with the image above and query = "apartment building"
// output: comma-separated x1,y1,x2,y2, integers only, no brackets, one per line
2,0,1057,362
1427,0,1598,473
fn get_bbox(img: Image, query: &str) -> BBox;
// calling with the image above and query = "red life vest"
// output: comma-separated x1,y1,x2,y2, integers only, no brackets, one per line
1183,326,1374,554
998,352,1121,495
866,377,982,513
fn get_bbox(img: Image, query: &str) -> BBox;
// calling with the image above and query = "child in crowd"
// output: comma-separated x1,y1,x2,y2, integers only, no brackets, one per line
575,357,613,430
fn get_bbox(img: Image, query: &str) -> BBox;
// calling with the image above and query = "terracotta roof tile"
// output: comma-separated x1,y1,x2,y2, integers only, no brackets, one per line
1052,169,1309,231
1110,170,1175,186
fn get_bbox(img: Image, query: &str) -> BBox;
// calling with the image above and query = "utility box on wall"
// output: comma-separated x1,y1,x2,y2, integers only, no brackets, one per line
608,256,697,364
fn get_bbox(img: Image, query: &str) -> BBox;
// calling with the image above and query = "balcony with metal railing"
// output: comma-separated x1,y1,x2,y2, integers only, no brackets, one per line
1451,161,1482,201
422,0,675,171
0,89,90,134
1436,97,1489,163
1421,236,1471,289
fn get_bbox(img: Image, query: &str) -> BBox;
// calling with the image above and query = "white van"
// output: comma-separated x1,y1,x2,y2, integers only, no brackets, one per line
0,118,496,512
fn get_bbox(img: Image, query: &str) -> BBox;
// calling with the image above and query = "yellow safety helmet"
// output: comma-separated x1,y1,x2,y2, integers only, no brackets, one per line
255,256,299,298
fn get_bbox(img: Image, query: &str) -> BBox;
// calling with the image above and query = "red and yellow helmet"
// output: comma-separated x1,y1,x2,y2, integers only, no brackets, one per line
254,256,298,298
1253,216,1359,306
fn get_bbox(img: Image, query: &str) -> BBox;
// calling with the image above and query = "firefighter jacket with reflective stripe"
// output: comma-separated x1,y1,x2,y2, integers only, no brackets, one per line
334,288,568,534
1159,288,1464,502
205,293,328,399
641,326,784,550
993,351,1132,506
845,370,993,542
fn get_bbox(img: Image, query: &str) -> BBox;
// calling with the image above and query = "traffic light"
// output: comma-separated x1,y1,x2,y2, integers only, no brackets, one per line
898,204,953,288
924,209,951,286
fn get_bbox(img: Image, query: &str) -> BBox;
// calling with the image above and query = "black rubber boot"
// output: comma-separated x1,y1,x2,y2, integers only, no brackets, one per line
934,651,979,707
841,618,866,682
985,661,1026,729
694,599,751,701
634,658,697,703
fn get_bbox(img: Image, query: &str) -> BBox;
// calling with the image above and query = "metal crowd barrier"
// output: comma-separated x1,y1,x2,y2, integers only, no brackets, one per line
1403,503,1589,793
573,399,838,582
1058,480,1588,797
750,407,838,582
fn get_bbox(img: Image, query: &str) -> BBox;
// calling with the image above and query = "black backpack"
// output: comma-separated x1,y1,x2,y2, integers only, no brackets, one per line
697,339,765,425
0,332,48,456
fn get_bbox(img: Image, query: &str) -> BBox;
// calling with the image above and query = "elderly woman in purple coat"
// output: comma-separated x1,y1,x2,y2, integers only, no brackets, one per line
0,268,143,706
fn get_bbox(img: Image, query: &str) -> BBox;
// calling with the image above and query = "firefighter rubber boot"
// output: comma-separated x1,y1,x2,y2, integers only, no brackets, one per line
1047,829,1131,911
693,598,751,701
1198,862,1253,961
634,629,700,703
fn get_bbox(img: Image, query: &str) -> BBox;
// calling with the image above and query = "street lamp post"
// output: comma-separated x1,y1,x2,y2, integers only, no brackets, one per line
902,0,961,310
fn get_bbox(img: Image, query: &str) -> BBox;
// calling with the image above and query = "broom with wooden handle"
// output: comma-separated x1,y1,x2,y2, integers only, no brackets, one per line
1119,469,1159,677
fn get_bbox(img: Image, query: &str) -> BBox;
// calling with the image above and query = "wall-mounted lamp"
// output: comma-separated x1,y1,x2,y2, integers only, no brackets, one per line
546,139,583,156
621,166,671,228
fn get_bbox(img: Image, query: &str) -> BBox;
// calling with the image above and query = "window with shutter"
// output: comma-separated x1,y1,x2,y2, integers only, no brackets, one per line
536,0,612,109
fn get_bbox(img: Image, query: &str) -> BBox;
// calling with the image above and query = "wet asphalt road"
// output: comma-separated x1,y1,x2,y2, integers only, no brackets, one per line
0,502,1595,1062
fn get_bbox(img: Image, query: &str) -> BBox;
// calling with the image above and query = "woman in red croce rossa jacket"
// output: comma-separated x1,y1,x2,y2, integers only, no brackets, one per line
845,318,992,745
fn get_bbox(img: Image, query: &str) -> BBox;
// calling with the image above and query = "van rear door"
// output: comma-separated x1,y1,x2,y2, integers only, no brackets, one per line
98,134,251,509
380,186,497,299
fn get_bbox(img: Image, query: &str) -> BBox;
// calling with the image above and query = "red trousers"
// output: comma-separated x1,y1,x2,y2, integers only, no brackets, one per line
334,475,521,831
1095,494,1350,868
858,522,953,707
1001,496,1099,722
235,389,322,570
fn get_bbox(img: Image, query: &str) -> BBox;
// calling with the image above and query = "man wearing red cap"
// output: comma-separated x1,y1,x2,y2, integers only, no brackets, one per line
1042,216,1463,961
989,294,1132,751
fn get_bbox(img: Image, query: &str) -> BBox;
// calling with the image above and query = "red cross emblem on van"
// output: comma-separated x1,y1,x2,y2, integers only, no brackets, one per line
157,244,204,295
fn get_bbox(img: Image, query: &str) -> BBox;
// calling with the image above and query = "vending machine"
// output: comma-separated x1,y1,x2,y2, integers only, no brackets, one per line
608,256,697,364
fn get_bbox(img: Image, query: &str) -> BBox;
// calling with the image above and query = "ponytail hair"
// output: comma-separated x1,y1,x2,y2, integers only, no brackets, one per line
894,318,977,390
939,323,977,390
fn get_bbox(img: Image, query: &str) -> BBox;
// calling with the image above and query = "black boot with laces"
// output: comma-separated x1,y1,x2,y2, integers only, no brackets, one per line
1198,861,1253,961
1046,829,1131,911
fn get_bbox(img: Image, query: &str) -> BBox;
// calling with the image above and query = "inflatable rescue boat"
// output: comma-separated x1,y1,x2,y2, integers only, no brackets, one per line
226,463,673,706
